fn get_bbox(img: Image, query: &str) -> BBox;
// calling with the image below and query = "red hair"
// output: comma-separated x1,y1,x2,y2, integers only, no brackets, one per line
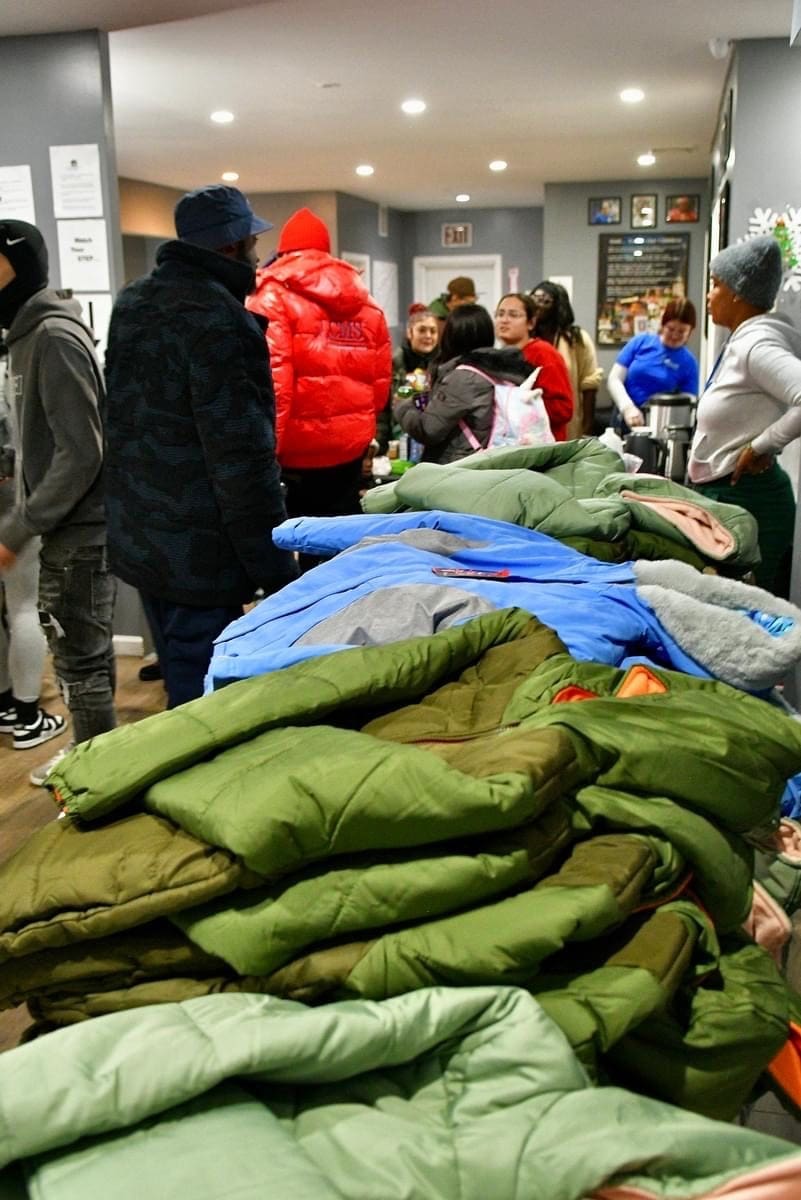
661,299,696,329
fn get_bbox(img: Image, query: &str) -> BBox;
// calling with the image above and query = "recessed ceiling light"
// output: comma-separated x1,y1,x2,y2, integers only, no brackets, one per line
489,160,507,172
355,164,375,176
401,98,426,115
210,110,235,124
620,88,645,104
633,249,643,257
633,237,645,244
455,193,470,203
637,151,656,167
221,171,239,182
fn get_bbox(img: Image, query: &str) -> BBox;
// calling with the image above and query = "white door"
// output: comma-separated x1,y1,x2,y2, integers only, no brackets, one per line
413,254,503,316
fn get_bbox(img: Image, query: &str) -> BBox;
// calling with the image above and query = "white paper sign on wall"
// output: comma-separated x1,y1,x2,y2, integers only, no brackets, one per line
50,144,104,218
57,219,110,292
0,165,36,222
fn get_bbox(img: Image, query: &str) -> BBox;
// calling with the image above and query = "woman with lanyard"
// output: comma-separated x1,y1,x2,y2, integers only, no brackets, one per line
688,236,801,596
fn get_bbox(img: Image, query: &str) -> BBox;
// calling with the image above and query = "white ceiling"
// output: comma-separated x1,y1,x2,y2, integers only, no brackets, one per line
2,0,795,210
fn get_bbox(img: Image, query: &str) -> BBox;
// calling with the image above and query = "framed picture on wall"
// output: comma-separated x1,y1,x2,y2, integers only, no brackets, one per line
588,197,621,226
665,195,700,223
631,194,657,229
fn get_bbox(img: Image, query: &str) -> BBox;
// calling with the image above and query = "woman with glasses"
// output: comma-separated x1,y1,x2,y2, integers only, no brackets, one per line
528,281,603,438
394,303,530,463
494,293,574,440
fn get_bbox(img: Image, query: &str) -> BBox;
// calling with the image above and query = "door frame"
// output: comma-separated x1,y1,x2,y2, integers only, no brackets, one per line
412,254,504,311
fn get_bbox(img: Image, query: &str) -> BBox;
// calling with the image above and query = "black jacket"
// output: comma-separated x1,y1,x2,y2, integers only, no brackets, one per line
104,240,296,606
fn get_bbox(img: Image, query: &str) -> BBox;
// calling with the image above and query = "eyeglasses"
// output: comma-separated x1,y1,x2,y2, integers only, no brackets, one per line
496,309,527,319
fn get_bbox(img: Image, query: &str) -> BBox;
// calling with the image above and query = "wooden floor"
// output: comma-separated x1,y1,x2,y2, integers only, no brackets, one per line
0,654,166,1051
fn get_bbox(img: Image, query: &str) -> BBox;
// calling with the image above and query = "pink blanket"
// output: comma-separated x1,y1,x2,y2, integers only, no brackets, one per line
621,490,735,559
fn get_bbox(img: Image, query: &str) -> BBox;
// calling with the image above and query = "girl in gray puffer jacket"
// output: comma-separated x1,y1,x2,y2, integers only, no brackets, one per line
394,304,529,464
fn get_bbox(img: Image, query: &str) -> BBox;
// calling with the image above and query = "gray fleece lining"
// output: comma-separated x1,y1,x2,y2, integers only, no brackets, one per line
634,559,801,691
339,529,486,558
296,584,495,647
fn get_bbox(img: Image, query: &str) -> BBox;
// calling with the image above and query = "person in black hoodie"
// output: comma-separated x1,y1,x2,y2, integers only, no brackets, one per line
0,220,114,784
394,304,529,463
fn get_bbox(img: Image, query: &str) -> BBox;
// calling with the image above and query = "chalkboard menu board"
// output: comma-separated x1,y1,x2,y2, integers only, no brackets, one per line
596,232,690,346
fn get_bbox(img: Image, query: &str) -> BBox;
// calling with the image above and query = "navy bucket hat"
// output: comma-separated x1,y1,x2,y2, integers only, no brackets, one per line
174,185,272,250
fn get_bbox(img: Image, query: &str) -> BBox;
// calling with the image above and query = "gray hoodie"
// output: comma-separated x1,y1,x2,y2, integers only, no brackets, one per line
0,290,105,554
689,311,801,484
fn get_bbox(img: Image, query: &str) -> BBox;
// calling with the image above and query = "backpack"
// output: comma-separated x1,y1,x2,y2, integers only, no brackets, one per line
455,364,555,450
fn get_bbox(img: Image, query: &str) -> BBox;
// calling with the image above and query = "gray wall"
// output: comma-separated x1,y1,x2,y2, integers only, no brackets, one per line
0,31,123,292
728,39,801,332
401,206,543,312
543,179,708,411
336,192,406,337
0,32,145,643
122,234,165,283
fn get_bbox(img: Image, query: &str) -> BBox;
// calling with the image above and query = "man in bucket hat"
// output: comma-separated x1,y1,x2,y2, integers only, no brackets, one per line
104,186,296,708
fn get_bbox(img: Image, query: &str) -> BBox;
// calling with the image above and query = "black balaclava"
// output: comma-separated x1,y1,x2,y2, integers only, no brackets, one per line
0,221,49,330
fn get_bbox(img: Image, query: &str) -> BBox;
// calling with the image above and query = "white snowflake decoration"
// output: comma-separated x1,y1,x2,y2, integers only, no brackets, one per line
746,207,780,238
783,269,801,294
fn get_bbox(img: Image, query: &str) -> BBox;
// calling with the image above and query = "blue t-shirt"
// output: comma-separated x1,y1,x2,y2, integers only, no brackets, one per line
615,332,699,407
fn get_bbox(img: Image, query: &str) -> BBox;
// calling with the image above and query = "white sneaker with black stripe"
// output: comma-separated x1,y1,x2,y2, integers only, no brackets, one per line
0,706,17,734
13,708,67,751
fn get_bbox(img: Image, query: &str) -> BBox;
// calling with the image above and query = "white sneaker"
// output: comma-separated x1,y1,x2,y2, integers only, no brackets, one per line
13,708,67,751
0,706,17,735
29,742,74,788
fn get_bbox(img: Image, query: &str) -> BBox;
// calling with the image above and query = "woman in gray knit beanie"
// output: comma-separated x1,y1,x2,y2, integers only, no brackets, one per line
688,235,801,595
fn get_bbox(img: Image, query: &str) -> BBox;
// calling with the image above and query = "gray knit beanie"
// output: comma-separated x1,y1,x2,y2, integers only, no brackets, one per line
708,235,783,310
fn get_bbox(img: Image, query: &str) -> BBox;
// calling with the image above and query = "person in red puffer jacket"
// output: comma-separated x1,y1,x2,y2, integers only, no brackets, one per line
248,209,391,546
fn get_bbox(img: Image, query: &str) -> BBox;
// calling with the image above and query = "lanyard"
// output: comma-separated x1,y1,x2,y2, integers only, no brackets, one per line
702,336,730,393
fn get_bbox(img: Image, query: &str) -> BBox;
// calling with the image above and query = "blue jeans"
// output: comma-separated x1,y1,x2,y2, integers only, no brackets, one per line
38,543,117,744
141,594,241,708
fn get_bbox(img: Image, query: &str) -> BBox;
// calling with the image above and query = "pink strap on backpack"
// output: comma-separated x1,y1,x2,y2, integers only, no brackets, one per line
454,363,503,450
454,363,544,450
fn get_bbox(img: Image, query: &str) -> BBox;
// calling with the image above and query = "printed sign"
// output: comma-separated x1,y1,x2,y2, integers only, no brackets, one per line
596,232,690,346
50,144,103,218
57,219,110,292
0,165,36,222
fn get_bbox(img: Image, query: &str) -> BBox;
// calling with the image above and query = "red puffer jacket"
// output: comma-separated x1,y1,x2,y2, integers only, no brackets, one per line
248,251,392,469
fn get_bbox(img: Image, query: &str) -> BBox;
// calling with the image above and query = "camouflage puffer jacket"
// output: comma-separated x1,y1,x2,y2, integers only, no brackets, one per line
104,240,296,606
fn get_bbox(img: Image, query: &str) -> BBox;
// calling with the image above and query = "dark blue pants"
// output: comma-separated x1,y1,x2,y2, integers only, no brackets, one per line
141,595,241,708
